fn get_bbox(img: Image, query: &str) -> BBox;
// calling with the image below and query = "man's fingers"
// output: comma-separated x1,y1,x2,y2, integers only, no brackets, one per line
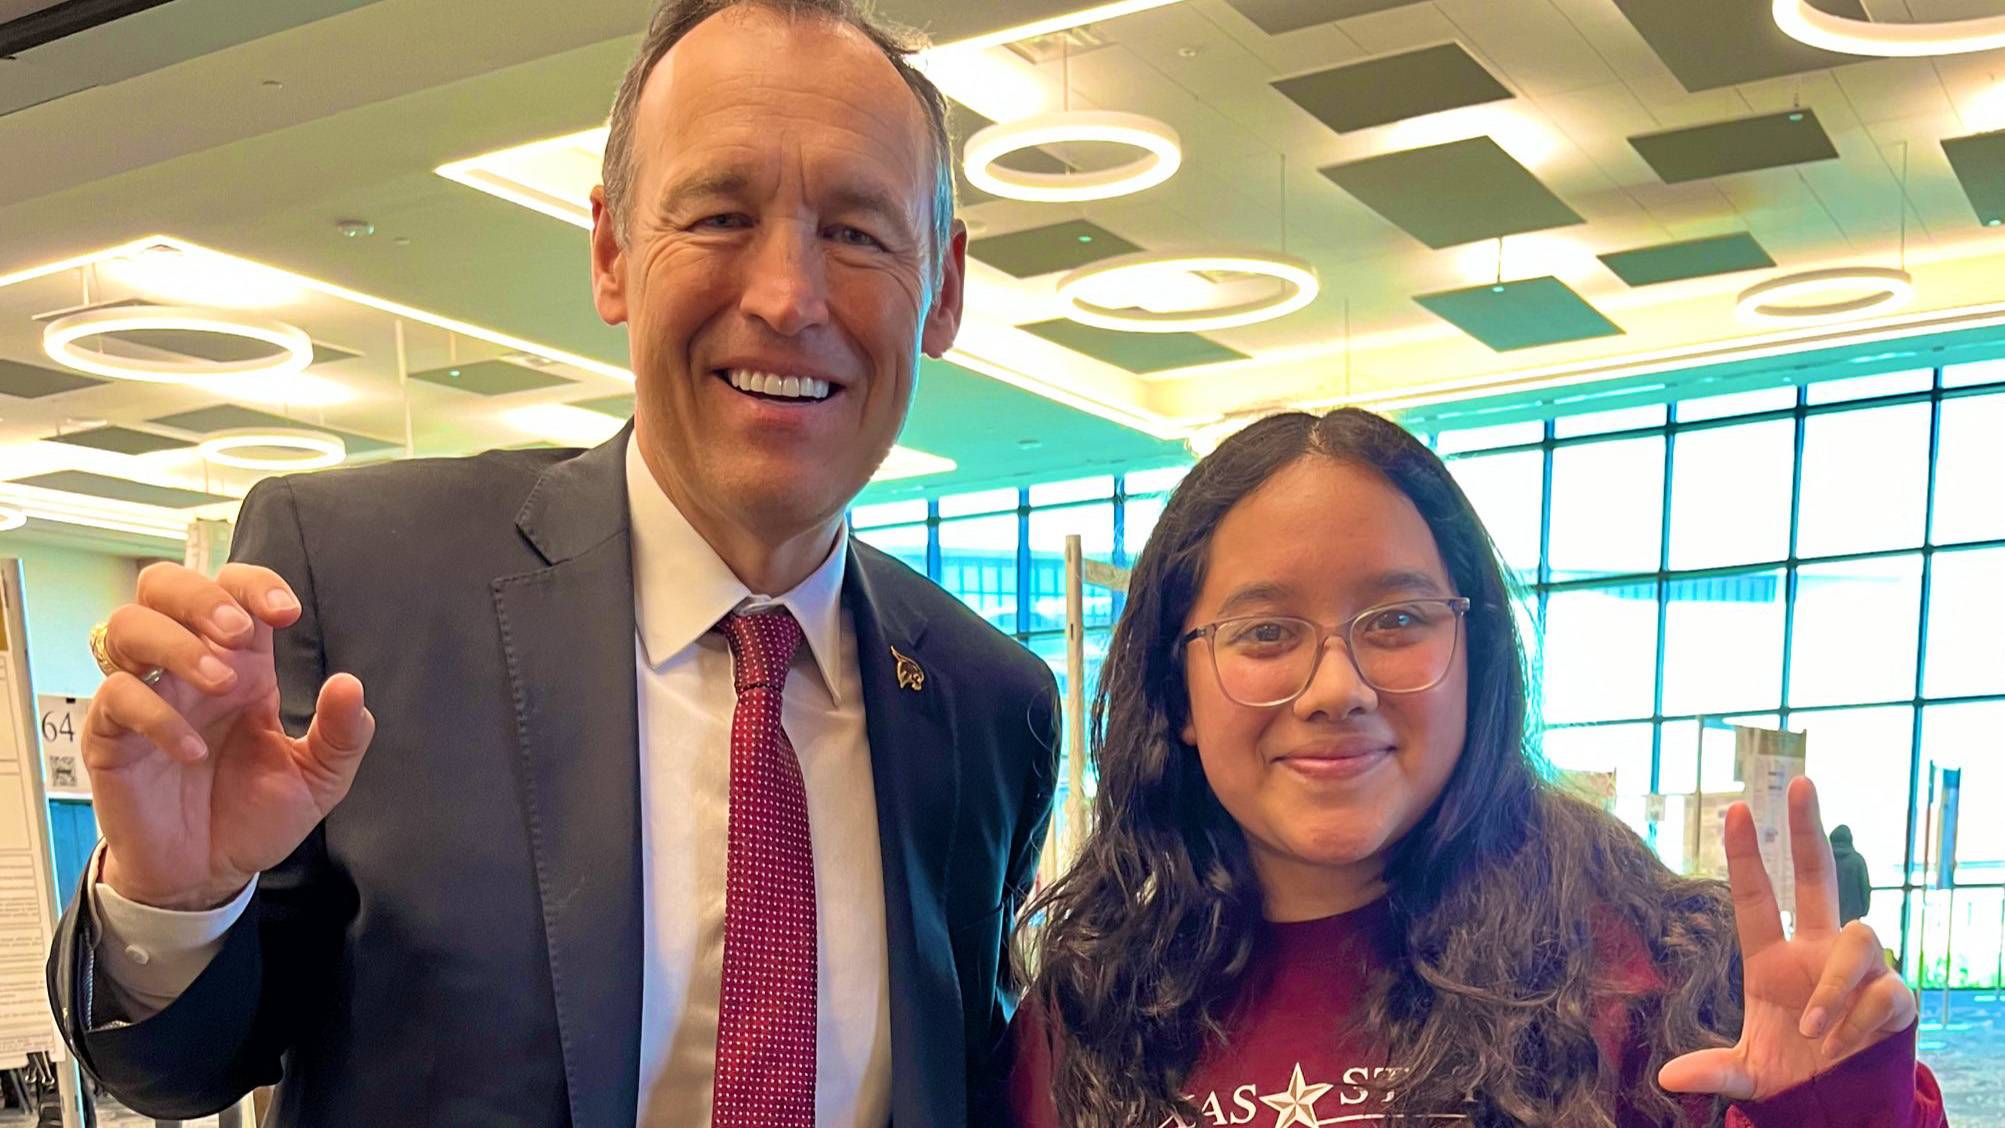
216,562,301,627
103,604,237,692
1821,973,1917,1061
297,674,374,804
1658,1047,1754,1100
1788,776,1841,938
134,561,293,648
83,673,206,768
1723,801,1786,957
1800,921,1884,1038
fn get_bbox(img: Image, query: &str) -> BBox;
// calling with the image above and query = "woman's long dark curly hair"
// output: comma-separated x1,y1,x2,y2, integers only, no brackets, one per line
1020,408,1745,1128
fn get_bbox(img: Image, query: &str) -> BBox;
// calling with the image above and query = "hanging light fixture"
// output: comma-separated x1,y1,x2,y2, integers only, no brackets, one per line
1772,0,2005,57
196,428,347,471
43,306,314,384
1057,250,1319,333
1734,266,1915,325
963,112,1183,203
0,506,26,533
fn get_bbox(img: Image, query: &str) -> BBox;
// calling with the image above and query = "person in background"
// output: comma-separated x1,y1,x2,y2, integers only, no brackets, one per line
1007,409,1943,1128
46,2,1059,1124
1831,824,1873,928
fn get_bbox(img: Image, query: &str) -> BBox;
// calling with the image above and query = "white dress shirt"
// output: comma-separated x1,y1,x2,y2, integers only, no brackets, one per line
91,434,893,1127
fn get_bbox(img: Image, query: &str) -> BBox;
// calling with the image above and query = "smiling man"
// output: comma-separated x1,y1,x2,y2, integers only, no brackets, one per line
46,3,1060,1125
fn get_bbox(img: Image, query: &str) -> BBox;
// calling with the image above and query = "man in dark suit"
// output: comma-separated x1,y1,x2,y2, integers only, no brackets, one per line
46,2,1060,1124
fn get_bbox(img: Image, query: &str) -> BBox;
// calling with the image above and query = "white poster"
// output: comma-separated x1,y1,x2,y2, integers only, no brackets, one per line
34,697,88,801
0,566,67,1063
1737,725,1808,919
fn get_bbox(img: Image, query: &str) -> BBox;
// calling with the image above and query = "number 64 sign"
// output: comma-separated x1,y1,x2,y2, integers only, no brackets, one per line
34,695,89,799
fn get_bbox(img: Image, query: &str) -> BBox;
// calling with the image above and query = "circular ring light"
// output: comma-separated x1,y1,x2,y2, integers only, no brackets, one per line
1057,250,1320,333
0,506,25,533
1773,0,2005,56
196,428,346,471
1735,267,1915,326
43,306,314,384
964,111,1182,203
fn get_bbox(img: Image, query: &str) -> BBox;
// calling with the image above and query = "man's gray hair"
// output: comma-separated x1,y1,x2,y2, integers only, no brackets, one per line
601,0,957,260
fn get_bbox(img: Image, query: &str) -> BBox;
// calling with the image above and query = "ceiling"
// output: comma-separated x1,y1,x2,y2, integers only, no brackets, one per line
7,0,2005,546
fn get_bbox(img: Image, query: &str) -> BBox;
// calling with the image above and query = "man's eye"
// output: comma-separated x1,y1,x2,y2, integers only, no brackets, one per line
829,226,884,248
695,214,750,230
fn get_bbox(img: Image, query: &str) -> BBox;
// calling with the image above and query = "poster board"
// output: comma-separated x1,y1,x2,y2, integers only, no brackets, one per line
0,560,70,1067
1692,725,1806,917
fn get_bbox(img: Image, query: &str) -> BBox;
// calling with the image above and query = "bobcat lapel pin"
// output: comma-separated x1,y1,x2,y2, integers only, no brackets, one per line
890,646,925,692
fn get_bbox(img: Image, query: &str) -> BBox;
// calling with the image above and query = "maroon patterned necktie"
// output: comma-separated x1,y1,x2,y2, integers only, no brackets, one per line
711,609,817,1126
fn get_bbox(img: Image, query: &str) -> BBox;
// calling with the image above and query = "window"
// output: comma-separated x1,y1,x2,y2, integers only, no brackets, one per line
1789,555,1922,708
1547,437,1664,580
1667,420,1793,570
1796,404,1930,558
1541,584,1659,723
1932,393,2005,545
1447,450,1543,582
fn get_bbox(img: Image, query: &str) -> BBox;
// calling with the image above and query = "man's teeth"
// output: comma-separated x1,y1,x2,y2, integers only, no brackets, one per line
725,369,832,401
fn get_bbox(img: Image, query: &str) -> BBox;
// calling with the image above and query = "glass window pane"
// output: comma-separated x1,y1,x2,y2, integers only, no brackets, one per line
1677,385,1798,422
1660,714,1782,796
854,524,927,576
1540,722,1653,838
1541,583,1659,723
1030,475,1113,506
1446,450,1543,583
1789,555,1922,707
1123,465,1190,495
938,514,1018,632
1547,437,1664,580
940,486,1018,518
1804,369,1933,405
1797,705,1913,888
1027,504,1115,633
1921,701,2005,887
1943,358,2005,389
1123,496,1168,564
851,499,926,528
1925,547,2005,699
1434,419,1544,454
1553,403,1666,438
1932,392,2005,545
1661,570,1785,716
1668,419,1794,570
1797,404,1930,558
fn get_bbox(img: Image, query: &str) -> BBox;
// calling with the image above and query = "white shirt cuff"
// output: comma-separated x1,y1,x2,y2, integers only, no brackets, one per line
87,841,257,1020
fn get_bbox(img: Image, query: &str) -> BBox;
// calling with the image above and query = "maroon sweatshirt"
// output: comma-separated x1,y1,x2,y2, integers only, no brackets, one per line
1007,897,1945,1128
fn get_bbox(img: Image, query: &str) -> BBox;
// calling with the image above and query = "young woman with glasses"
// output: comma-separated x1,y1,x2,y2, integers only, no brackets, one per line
1004,409,1942,1128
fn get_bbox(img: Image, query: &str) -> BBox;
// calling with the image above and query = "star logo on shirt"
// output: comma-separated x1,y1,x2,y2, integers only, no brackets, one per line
1259,1063,1333,1128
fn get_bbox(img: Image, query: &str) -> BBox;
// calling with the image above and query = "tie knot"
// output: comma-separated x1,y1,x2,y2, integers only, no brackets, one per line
718,609,804,694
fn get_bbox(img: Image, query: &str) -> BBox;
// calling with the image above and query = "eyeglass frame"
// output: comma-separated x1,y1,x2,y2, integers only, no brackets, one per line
1176,596,1473,706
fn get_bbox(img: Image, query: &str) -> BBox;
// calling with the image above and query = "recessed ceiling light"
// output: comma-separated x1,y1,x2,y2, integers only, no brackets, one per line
1057,250,1320,333
1772,0,2005,56
1734,266,1915,325
964,112,1182,203
43,306,315,384
197,428,346,471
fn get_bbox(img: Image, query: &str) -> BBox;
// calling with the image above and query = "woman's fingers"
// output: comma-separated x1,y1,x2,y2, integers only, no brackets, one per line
1722,802,1786,959
1821,972,1917,1061
1800,920,1885,1038
1659,1047,1755,1100
1786,777,1842,939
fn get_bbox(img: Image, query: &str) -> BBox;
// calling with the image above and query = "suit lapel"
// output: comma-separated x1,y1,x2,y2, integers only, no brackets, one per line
846,546,967,1127
493,427,643,1128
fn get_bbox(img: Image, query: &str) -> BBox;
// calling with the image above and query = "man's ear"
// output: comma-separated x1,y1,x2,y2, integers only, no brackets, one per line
920,218,967,359
590,185,629,327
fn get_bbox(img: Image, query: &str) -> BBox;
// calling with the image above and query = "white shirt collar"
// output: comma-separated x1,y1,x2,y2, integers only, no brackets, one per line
625,435,850,704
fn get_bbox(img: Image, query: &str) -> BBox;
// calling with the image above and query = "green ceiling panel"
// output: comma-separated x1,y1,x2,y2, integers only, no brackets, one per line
572,395,635,418
1274,43,1511,135
1320,137,1583,249
1020,319,1247,374
1598,232,1775,287
969,220,1142,279
1612,0,1870,93
44,426,193,456
0,357,105,398
148,404,397,454
1629,109,1837,184
1415,276,1623,352
1942,131,2005,227
409,359,572,396
1224,0,1426,35
9,471,230,509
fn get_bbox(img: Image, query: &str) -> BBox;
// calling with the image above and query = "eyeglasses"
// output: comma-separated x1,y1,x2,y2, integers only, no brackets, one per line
1178,597,1472,707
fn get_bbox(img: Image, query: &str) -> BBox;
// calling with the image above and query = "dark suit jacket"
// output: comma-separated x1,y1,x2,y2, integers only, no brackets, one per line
47,428,1060,1127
